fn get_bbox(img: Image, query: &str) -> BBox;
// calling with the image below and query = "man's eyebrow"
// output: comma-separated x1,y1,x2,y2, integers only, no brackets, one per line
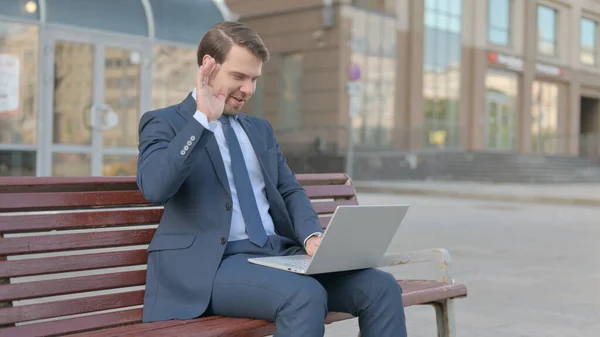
230,71,261,79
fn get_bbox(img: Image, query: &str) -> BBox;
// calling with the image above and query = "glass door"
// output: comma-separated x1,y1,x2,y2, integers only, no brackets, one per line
40,28,151,176
485,91,515,151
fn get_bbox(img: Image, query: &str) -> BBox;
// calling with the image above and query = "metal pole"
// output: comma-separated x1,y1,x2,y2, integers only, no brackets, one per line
346,111,355,179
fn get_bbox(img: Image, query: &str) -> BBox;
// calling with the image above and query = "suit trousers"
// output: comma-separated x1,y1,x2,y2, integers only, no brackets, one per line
205,235,408,337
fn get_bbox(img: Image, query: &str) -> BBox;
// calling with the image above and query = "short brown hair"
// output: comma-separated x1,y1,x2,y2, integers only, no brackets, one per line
197,21,270,66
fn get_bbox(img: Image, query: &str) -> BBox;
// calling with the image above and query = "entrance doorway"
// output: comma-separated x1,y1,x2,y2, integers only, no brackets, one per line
38,28,151,177
484,69,518,151
579,96,600,158
485,91,515,151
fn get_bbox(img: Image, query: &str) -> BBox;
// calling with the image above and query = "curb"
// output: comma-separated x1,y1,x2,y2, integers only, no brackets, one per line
354,185,600,207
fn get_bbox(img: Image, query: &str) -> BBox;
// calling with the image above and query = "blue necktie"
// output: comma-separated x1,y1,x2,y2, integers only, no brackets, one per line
219,115,268,247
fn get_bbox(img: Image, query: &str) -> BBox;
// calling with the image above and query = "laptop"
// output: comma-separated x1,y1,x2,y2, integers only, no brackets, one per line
247,204,409,275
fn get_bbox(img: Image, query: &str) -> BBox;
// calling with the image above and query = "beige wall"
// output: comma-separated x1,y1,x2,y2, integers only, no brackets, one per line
227,0,344,148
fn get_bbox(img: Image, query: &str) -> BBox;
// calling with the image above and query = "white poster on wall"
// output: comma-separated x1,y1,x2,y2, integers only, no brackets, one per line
0,53,20,117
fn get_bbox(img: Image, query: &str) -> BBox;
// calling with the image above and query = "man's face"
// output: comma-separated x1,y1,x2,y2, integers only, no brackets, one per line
213,45,262,115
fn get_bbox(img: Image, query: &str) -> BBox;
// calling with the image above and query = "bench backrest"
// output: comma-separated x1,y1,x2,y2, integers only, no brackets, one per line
0,173,356,336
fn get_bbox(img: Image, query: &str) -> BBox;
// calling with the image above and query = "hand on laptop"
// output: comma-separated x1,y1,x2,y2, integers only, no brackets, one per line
305,236,321,256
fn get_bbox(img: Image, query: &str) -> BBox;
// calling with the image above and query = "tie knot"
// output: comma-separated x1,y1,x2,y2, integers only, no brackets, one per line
219,115,231,125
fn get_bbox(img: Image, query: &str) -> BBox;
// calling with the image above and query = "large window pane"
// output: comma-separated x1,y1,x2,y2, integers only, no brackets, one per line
537,5,557,56
46,0,148,36
52,152,90,176
0,0,40,20
278,53,303,131
351,8,396,149
423,0,462,148
0,149,35,176
152,45,196,109
581,18,597,66
103,47,140,147
488,0,511,46
103,154,137,176
150,0,224,44
52,41,93,145
0,21,38,145
531,81,559,154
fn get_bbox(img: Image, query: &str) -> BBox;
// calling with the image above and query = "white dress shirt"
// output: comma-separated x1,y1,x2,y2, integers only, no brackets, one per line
191,88,277,243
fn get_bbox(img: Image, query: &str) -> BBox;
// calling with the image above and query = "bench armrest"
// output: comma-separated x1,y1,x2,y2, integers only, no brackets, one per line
382,248,454,284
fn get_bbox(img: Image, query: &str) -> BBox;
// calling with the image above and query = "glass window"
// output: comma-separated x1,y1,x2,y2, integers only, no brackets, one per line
488,0,511,46
581,17,597,66
0,0,40,20
531,80,559,154
423,0,462,149
0,150,35,176
537,5,558,56
0,21,39,145
152,44,197,109
278,53,303,131
150,0,224,44
353,0,396,15
45,0,148,36
351,8,396,149
484,69,518,151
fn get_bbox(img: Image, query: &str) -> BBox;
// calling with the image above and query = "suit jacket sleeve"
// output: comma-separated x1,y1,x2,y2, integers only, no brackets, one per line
136,111,212,205
265,121,323,243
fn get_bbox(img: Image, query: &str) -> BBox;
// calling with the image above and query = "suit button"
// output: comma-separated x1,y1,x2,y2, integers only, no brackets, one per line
220,237,227,245
225,202,232,211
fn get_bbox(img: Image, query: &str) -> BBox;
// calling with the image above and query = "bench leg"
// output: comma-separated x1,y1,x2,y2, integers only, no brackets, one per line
433,300,456,337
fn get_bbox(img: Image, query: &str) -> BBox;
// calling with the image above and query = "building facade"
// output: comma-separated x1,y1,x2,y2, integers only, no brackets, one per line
0,0,232,177
230,0,600,160
2,0,600,178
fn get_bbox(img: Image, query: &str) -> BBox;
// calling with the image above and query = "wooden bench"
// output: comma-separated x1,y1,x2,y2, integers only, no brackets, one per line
0,173,467,337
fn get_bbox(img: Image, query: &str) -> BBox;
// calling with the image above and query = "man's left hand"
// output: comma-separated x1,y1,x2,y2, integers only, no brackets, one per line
305,236,321,256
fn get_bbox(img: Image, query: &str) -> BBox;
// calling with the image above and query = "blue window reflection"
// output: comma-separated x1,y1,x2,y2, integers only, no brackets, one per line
488,0,510,46
537,5,557,56
581,17,596,66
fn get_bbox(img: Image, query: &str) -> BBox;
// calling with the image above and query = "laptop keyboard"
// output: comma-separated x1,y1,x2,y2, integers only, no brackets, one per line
281,258,311,270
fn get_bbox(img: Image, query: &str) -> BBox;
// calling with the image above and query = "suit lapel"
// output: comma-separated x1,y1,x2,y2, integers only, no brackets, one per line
238,115,269,174
176,93,232,197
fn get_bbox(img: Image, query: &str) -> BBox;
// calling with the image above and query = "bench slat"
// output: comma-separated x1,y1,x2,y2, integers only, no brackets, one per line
139,316,273,337
0,209,162,234
311,200,358,214
0,270,146,302
0,190,150,212
0,308,145,337
71,281,468,337
304,185,356,199
319,216,331,228
0,174,349,193
72,316,223,337
0,249,148,278
0,229,154,255
0,290,145,325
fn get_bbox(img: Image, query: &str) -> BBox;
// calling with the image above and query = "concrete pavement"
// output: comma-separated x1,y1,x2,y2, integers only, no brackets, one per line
355,180,600,206
320,192,600,337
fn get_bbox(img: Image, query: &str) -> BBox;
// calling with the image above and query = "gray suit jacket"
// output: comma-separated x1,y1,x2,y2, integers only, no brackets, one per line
137,93,323,322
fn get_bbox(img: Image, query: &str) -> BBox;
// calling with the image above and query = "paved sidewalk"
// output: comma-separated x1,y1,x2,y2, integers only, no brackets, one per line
354,180,600,206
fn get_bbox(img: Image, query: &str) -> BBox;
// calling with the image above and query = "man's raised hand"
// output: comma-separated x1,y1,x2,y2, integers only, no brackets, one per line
196,56,227,122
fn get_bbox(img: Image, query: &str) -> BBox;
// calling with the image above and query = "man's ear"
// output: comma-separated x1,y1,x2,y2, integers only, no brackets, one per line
201,54,212,66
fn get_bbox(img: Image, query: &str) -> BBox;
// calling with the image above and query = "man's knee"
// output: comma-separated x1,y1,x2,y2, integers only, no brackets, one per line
363,269,402,301
283,278,328,315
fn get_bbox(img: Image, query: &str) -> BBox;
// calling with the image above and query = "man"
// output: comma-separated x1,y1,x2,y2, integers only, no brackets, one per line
137,21,407,337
